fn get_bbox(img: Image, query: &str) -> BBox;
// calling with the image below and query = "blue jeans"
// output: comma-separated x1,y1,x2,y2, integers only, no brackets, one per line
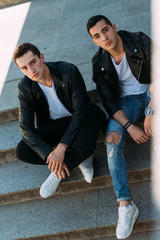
105,90,150,202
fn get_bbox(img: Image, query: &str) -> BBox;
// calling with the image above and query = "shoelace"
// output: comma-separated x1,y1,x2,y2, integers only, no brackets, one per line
118,208,130,227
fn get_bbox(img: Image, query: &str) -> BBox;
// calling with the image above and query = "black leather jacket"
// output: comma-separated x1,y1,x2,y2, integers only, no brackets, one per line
18,61,101,160
92,30,151,117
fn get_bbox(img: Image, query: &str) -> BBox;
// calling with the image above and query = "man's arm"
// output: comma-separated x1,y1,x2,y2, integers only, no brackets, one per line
60,64,92,146
113,110,150,144
18,78,53,160
144,85,153,136
46,143,70,179
92,55,122,118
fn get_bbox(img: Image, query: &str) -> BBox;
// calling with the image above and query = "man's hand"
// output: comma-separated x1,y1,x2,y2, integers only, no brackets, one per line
144,115,152,136
57,163,70,180
46,143,69,179
127,124,150,144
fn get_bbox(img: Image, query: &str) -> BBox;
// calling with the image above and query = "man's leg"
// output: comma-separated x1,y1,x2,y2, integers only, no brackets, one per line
64,118,100,171
106,119,139,240
106,124,131,203
16,117,72,164
40,117,102,197
105,92,151,239
15,117,74,198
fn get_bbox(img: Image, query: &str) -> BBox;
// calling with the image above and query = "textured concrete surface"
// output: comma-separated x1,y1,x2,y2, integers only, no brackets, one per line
12,223,160,240
0,181,159,240
0,107,18,124
0,120,21,150
0,0,27,8
0,168,151,207
98,230,160,240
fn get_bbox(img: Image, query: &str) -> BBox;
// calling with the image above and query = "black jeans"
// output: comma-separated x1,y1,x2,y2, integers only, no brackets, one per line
16,117,100,171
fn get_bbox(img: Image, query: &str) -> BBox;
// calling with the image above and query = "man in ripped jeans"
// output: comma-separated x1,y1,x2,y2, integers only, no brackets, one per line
87,15,152,239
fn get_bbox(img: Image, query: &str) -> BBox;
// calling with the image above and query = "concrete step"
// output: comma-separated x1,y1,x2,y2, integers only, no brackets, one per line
0,120,21,150
0,180,159,240
13,222,160,240
0,107,18,124
0,0,26,8
0,139,151,193
0,78,19,112
0,167,151,207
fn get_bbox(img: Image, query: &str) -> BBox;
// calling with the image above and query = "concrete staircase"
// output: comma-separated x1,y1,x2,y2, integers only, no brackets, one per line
0,115,159,239
1,0,160,239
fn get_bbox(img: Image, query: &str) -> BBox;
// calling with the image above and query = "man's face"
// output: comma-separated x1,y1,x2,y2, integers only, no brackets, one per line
16,50,45,82
89,20,118,52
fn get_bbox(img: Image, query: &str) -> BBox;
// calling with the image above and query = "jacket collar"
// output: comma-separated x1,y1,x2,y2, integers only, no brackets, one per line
100,30,143,71
118,31,142,59
46,62,66,88
100,48,113,71
30,62,66,94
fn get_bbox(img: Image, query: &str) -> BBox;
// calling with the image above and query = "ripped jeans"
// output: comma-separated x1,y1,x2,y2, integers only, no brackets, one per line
105,91,151,202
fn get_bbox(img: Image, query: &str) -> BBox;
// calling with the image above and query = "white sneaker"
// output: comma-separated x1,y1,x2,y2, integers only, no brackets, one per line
40,172,61,198
116,201,139,239
78,156,93,183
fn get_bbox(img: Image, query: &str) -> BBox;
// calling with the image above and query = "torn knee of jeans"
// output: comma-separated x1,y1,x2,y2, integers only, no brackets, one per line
106,133,122,146
107,144,114,158
106,134,122,158
115,134,122,145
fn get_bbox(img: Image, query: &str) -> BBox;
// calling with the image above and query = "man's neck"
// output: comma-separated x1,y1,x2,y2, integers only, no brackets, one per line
109,35,125,65
38,65,53,87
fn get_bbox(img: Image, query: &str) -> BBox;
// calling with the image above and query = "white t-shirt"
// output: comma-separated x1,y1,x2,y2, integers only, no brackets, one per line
38,82,72,120
111,53,150,97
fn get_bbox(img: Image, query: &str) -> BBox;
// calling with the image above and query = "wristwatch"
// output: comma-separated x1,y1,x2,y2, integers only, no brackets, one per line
144,107,153,116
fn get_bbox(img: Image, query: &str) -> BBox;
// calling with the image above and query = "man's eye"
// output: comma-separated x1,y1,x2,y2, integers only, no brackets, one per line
103,28,108,32
94,35,100,40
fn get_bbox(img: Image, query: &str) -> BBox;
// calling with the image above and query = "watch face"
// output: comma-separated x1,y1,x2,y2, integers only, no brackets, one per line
147,109,150,114
145,107,153,115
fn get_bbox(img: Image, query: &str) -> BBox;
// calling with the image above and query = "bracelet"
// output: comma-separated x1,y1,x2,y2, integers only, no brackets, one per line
123,121,132,130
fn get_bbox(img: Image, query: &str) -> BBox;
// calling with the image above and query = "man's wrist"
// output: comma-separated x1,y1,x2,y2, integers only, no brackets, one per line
123,121,133,130
57,143,68,152
144,107,153,116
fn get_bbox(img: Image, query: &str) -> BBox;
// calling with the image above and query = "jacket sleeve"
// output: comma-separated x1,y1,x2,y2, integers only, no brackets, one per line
92,57,122,118
18,78,53,161
60,64,92,147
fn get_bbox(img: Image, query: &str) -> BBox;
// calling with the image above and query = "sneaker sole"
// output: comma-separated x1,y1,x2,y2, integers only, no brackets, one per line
117,206,139,239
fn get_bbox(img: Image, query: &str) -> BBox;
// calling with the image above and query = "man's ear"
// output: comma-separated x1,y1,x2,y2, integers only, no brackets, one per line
112,24,117,32
40,53,45,61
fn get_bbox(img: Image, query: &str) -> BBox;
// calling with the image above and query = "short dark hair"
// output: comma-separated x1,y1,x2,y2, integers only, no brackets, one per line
13,43,41,66
87,15,112,36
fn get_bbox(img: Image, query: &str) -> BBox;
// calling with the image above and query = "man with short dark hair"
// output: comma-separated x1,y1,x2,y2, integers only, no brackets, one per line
87,15,152,239
13,43,106,198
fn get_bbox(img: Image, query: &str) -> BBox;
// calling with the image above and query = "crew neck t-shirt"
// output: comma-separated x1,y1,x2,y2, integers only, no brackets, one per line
38,82,72,120
111,53,149,97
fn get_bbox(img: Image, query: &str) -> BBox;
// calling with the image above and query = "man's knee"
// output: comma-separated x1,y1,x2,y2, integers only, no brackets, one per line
106,131,121,145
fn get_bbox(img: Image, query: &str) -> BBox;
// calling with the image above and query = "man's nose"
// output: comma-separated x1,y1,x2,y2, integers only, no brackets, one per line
29,67,35,74
102,33,107,41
